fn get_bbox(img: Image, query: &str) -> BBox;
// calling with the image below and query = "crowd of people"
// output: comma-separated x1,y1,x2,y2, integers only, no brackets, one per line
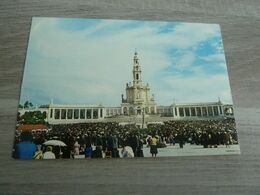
147,118,238,148
13,118,238,159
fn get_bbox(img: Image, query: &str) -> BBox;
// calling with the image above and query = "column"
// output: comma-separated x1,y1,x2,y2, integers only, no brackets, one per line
103,108,106,117
195,107,197,116
206,107,209,116
217,106,221,116
189,107,191,117
184,107,186,117
48,108,53,119
91,109,93,119
53,109,55,120
212,106,215,116
176,107,179,117
98,108,100,119
215,106,219,116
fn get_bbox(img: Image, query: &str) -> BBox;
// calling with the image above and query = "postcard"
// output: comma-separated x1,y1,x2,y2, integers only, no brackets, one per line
13,17,240,159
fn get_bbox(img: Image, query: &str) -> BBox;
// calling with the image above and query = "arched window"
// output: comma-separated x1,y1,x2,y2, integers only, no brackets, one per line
151,107,155,114
129,107,134,115
137,92,140,99
123,107,128,115
136,74,139,80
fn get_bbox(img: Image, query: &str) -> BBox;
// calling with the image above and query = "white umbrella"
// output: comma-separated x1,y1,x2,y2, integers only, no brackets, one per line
43,140,67,147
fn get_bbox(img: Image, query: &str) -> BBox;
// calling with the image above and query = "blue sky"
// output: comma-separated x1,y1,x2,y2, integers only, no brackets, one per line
20,17,233,106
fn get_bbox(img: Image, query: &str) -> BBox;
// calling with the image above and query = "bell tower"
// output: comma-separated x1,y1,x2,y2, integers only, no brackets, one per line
132,51,142,85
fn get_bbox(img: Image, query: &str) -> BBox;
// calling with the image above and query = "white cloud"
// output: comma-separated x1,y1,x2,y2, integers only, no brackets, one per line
157,74,232,104
175,51,196,69
200,53,226,62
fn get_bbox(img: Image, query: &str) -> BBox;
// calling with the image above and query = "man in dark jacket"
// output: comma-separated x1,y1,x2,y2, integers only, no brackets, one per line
127,133,139,157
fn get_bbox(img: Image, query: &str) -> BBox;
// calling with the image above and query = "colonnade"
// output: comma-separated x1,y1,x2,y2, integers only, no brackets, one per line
49,107,104,121
173,105,224,117
106,107,121,116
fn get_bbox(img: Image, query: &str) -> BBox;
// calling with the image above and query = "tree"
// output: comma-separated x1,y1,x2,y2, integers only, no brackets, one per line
20,111,47,124
17,112,22,122
23,101,34,109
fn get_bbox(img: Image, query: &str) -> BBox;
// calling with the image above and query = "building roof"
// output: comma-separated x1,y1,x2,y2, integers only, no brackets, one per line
174,101,222,106
16,124,49,131
49,104,104,108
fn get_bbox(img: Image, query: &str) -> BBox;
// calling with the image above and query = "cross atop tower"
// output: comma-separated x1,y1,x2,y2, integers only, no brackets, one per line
133,49,139,65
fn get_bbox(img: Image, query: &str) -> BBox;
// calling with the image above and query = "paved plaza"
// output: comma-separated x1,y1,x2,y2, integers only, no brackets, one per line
142,144,240,157
74,144,240,159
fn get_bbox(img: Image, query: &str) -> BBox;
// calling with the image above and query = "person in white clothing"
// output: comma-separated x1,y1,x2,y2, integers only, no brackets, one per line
121,146,134,158
42,146,56,159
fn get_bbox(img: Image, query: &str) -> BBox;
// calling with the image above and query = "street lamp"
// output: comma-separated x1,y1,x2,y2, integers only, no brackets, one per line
142,107,145,129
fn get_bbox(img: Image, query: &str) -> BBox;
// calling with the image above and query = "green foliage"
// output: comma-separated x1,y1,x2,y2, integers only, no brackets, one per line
17,112,22,122
20,111,47,124
23,101,34,108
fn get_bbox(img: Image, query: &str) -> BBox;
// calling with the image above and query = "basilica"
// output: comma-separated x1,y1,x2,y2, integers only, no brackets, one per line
18,51,234,125
121,51,156,115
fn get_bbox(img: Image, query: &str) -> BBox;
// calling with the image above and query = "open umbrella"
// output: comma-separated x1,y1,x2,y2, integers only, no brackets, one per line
43,140,67,147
